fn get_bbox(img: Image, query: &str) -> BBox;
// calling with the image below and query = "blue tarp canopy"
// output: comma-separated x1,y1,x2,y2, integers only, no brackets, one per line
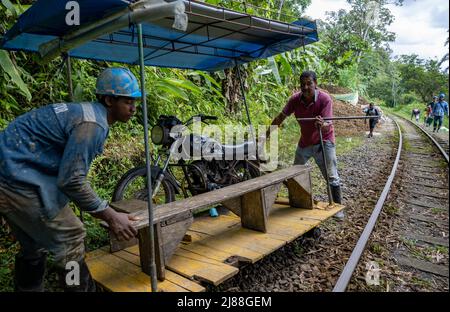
0,0,319,72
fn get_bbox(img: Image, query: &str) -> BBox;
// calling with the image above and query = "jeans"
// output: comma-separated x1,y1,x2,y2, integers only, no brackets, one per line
434,116,444,129
294,141,341,187
0,180,86,269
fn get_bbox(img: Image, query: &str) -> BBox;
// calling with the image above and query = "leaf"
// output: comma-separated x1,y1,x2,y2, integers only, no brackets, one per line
190,70,222,89
1,0,17,17
161,77,202,95
0,50,32,101
154,81,189,101
73,83,84,101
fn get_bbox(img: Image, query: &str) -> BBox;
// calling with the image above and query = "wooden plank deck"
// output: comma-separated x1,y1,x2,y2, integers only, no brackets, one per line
86,199,344,292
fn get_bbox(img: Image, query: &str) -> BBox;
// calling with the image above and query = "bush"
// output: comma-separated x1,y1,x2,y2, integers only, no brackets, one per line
401,93,419,105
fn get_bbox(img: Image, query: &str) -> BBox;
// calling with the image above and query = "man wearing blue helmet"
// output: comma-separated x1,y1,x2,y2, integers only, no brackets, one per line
0,67,141,292
432,93,449,133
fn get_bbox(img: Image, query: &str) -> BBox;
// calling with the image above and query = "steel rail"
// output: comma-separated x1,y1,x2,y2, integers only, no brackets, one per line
333,116,403,292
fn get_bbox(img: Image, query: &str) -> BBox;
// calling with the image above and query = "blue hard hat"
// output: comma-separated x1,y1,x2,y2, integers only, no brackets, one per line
96,67,141,98
439,93,445,99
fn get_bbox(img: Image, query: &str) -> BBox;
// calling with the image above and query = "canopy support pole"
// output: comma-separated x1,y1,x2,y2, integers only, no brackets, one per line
65,53,85,224
236,64,256,151
66,54,74,102
137,23,158,292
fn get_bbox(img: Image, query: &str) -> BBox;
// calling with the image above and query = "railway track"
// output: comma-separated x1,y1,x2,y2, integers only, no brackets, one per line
389,116,449,289
335,115,448,291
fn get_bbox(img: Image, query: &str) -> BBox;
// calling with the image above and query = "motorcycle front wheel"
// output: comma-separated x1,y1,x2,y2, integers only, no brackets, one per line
112,166,175,204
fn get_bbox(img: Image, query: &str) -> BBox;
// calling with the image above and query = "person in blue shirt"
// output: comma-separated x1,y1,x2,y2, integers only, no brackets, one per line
432,93,449,133
0,67,141,292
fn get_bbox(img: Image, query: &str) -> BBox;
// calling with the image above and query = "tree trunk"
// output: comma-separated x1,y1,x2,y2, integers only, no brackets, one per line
222,67,249,115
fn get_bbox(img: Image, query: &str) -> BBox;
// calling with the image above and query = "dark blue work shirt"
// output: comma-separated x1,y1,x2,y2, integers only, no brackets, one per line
432,101,449,117
0,102,109,220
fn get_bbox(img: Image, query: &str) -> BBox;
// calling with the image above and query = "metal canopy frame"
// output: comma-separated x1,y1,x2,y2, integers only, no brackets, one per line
1,0,319,293
69,4,313,67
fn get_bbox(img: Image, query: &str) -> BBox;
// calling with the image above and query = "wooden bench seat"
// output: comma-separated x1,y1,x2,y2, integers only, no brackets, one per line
109,165,314,281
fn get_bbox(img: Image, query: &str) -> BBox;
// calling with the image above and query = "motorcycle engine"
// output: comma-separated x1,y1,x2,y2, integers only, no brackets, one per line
186,160,227,194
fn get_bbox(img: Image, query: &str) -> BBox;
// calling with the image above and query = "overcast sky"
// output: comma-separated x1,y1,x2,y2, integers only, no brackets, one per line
303,0,449,66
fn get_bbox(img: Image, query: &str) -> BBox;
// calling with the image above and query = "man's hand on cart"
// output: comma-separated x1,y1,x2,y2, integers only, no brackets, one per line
93,207,139,241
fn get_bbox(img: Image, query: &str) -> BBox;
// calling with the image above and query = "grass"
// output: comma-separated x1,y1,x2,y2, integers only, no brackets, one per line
410,276,433,288
370,242,386,255
384,204,399,216
335,136,364,156
431,207,446,215
382,103,450,130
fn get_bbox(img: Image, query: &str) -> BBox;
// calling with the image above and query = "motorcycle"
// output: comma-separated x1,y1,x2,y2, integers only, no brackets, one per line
112,114,261,205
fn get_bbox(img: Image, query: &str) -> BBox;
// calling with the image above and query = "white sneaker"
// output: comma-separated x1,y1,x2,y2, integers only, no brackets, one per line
334,210,345,220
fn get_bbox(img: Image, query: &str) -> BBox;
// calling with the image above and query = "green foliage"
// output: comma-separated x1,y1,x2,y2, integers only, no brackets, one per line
401,93,419,105
396,55,449,103
203,0,311,22
337,63,360,91
382,103,449,129
0,50,31,100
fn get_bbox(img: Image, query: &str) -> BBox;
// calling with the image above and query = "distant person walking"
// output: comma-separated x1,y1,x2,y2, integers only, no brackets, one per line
424,96,436,127
432,93,449,133
411,108,420,123
365,103,380,138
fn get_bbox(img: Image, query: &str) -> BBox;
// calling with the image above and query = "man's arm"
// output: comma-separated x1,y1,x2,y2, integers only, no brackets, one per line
266,112,287,139
316,96,333,131
56,123,137,241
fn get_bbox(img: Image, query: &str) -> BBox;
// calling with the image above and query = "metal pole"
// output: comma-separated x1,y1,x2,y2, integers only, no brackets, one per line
65,53,85,224
317,125,333,206
66,54,74,102
236,64,256,146
137,23,158,292
297,116,380,122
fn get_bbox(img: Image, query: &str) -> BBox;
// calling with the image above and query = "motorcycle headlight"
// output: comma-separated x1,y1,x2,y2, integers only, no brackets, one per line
151,125,164,145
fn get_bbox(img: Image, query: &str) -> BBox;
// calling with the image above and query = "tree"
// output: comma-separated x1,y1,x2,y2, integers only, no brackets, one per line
439,30,449,73
319,0,402,81
204,0,311,22
396,54,449,103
